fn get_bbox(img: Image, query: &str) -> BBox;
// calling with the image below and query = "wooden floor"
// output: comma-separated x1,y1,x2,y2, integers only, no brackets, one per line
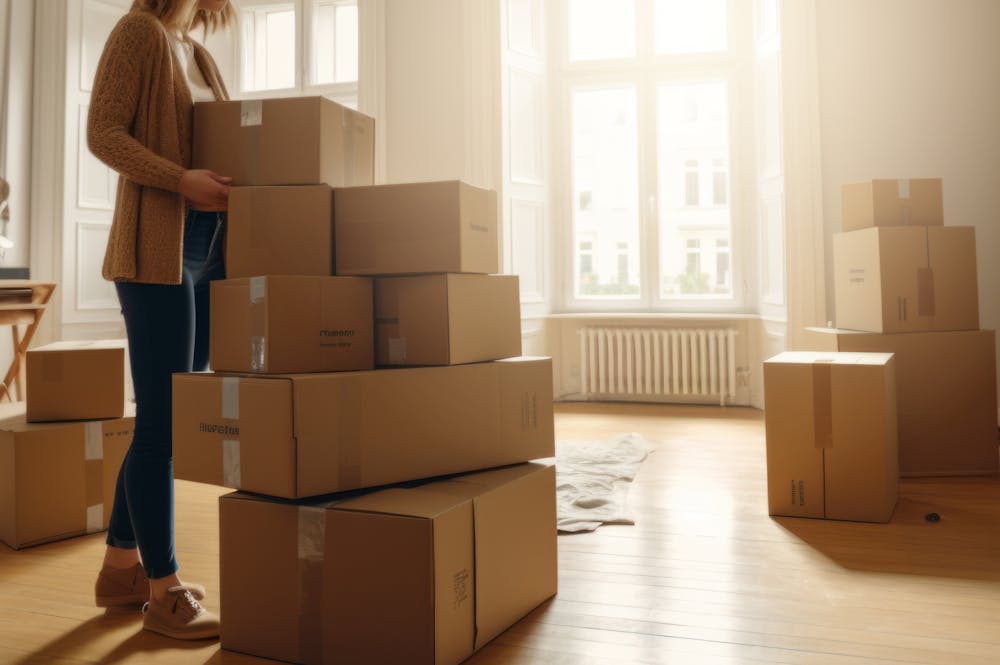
2,402,999,664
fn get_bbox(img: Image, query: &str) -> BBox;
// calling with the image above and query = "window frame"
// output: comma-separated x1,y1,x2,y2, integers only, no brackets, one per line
236,0,360,106
551,0,754,314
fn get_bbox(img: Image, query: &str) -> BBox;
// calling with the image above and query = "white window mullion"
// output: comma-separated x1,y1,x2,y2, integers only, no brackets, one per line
296,0,307,92
236,0,360,105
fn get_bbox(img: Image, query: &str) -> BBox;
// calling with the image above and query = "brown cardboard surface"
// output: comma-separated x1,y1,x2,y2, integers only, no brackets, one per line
432,464,559,649
800,328,998,476
334,181,499,275
763,362,825,519
219,494,306,663
0,403,134,549
26,340,126,423
219,462,555,665
833,226,979,333
193,97,374,187
764,352,898,523
374,274,521,366
841,179,943,231
173,357,555,498
226,185,335,278
210,275,373,374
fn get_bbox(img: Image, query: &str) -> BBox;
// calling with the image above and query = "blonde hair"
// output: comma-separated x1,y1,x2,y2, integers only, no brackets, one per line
131,0,235,35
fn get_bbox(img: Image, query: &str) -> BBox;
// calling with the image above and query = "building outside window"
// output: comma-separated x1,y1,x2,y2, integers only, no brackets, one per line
557,0,749,310
238,0,359,107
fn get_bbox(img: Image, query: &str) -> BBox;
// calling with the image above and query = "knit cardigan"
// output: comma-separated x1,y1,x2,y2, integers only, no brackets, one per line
88,10,229,284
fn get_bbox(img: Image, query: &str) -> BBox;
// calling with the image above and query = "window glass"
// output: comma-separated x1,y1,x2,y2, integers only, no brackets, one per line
658,81,731,298
568,0,636,61
655,0,727,55
572,87,640,298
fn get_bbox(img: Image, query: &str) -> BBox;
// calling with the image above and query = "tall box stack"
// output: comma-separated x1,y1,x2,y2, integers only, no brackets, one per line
186,96,556,662
829,178,997,475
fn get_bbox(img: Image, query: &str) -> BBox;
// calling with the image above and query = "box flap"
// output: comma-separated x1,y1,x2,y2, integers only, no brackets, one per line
763,362,825,518
337,487,471,520
927,226,979,331
464,464,557,650
219,493,309,663
325,510,436,665
825,360,898,522
447,274,522,365
28,339,126,353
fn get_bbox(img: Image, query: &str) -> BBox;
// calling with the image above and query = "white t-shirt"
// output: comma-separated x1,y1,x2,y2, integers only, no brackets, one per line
168,32,216,103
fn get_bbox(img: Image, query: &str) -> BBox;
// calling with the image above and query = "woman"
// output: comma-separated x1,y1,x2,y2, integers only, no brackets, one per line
87,0,234,641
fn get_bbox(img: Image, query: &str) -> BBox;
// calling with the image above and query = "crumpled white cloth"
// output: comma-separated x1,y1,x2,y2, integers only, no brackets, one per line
556,432,654,533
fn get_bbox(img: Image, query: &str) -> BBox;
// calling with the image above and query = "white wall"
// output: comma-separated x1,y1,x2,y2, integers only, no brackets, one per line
814,0,1000,401
382,0,499,190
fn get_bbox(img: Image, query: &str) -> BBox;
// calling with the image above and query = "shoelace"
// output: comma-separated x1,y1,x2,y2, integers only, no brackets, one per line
141,588,205,619
170,589,205,618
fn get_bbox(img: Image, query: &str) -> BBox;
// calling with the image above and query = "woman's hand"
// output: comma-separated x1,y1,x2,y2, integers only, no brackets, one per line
179,169,231,211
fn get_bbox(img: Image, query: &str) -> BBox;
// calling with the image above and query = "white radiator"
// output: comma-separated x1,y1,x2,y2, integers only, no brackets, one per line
578,327,738,406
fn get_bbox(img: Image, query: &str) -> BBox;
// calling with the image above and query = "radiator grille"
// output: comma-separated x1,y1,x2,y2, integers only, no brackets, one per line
578,327,738,405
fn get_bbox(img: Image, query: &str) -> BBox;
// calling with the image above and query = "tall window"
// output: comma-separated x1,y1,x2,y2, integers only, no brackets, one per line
557,0,749,310
238,0,359,107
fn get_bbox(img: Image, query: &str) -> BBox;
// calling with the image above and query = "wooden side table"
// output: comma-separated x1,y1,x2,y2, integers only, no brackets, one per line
0,281,56,402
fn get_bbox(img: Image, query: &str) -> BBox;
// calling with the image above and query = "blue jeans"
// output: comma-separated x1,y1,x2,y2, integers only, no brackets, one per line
105,210,226,579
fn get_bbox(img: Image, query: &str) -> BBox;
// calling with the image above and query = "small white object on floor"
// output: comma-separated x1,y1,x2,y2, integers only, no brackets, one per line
556,432,654,533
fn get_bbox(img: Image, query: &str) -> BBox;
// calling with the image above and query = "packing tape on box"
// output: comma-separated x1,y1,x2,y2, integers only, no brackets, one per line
85,422,104,533
811,363,834,449
897,179,912,225
388,337,407,363
240,100,263,127
297,505,326,664
222,377,240,420
239,102,264,185
249,276,266,304
85,422,103,461
249,277,266,371
250,337,266,372
223,439,241,488
86,504,104,535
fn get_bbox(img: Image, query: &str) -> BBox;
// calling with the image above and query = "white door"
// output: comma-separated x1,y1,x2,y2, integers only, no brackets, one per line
501,0,550,355
61,0,130,338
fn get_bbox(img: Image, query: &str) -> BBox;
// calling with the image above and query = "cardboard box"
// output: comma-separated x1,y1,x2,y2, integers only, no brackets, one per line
227,185,335,278
375,274,521,366
334,181,499,276
833,226,978,333
26,340,127,422
210,275,374,374
764,352,898,523
173,357,554,498
0,404,134,549
841,178,943,231
800,327,998,476
193,96,374,186
220,462,557,665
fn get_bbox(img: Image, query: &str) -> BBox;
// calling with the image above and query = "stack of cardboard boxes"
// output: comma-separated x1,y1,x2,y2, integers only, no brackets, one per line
764,178,998,524
1,339,133,549
820,178,997,477
173,96,557,664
